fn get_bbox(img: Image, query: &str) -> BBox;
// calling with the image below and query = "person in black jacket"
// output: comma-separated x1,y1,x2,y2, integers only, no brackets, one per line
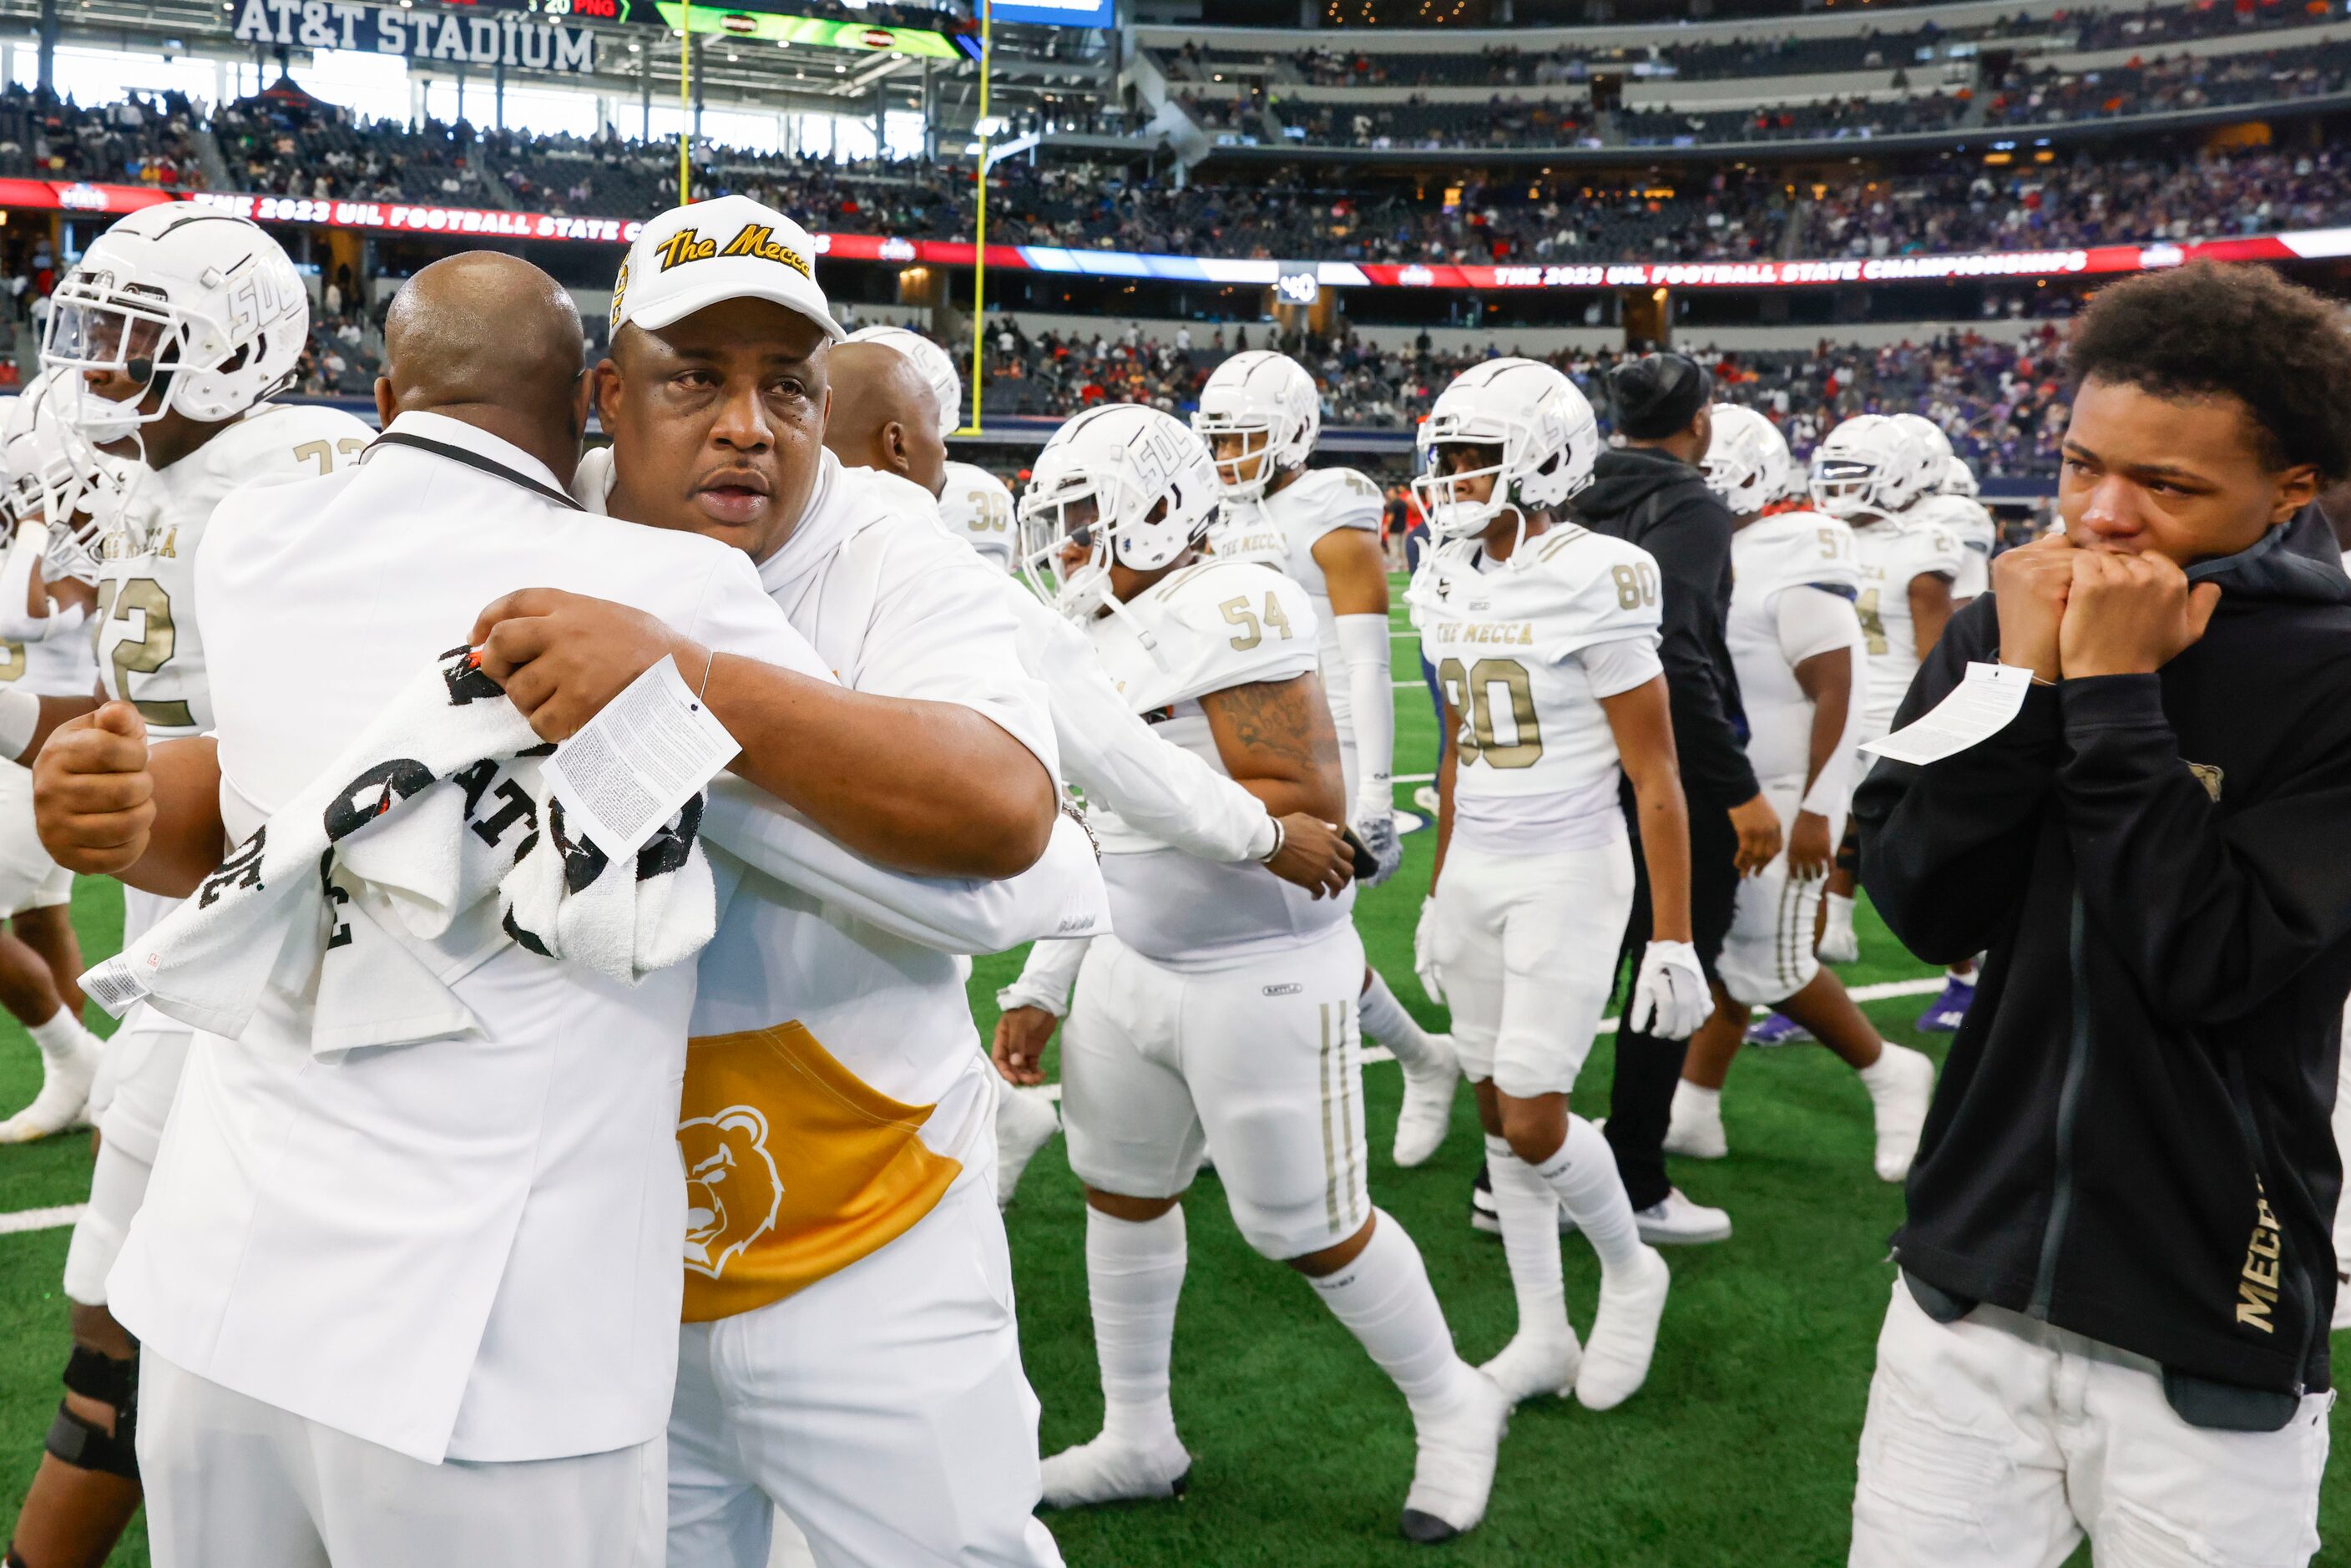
1567,352,1781,1244
1850,261,2351,1567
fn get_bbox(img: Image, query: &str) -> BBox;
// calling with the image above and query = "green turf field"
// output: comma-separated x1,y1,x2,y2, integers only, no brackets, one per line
0,584,2339,1566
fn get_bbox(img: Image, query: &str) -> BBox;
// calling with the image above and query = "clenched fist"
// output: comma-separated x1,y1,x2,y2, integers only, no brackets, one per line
34,701,154,875
470,587,707,742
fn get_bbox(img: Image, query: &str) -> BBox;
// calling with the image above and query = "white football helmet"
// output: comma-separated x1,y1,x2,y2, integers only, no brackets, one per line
1889,412,1958,503
1941,453,1980,498
1018,403,1221,620
1699,402,1792,517
43,205,308,435
939,459,1017,572
1808,414,1931,521
845,324,962,440
1413,357,1599,542
1191,351,1320,499
0,369,142,570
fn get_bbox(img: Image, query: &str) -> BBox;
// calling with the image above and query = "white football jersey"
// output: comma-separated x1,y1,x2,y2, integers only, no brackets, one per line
1909,492,1996,599
1408,524,1665,852
1086,556,1351,967
1728,510,1867,790
938,459,1015,571
95,402,373,741
1850,514,1965,736
1206,465,1384,741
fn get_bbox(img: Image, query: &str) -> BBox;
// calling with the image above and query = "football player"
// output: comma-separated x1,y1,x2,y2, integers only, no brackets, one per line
1194,352,1463,1168
0,206,371,1568
1665,405,1935,1181
1407,358,1696,1413
1891,412,1997,608
1807,416,1962,995
1002,404,1509,1544
0,377,112,1146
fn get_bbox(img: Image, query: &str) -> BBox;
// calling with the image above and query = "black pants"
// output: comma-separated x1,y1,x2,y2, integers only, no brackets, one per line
1605,793,1741,1211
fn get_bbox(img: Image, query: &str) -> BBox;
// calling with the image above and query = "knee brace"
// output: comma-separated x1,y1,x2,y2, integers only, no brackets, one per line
44,1345,138,1480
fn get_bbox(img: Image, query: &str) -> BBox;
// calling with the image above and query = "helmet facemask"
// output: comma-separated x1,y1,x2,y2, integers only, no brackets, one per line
1809,457,1883,520
1195,417,1280,500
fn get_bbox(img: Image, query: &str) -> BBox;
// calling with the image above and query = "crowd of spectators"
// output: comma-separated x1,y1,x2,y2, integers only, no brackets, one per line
1172,0,2328,88
0,87,207,188
955,316,2068,478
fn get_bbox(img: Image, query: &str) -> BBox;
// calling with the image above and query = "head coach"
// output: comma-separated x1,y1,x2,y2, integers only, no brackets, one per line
1850,260,2351,1565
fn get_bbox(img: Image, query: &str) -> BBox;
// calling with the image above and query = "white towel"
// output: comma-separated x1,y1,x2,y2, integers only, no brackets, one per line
83,645,719,1053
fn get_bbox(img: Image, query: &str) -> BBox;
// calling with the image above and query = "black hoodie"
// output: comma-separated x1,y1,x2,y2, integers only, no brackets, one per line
1574,446,1760,807
1856,507,2351,1405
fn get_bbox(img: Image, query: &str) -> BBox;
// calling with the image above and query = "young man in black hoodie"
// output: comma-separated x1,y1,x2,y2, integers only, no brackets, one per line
1564,352,1782,1244
1850,260,2351,1566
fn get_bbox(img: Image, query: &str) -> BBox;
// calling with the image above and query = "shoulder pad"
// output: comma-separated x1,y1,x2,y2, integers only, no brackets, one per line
1280,466,1384,536
215,403,375,481
1495,527,1665,658
1129,559,1321,704
1737,511,1861,599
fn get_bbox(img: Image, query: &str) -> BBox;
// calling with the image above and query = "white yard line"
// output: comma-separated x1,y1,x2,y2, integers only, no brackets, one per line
0,1202,83,1235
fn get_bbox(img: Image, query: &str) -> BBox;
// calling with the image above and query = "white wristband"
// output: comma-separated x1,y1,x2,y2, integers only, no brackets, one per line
0,686,39,762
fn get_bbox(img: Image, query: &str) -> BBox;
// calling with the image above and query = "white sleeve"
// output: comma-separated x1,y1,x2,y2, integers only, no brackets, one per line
1575,635,1665,700
1773,584,1863,668
1335,613,1393,827
1044,616,1273,862
700,778,1110,954
1951,544,1990,601
999,933,1092,1019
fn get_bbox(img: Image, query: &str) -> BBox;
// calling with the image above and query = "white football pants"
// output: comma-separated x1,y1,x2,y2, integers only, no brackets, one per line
139,1349,663,1568
1716,778,1843,1008
63,1017,190,1304
667,1150,1064,1568
1849,1281,2329,1567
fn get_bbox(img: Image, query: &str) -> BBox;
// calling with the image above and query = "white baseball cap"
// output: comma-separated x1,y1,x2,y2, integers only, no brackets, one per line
609,195,846,343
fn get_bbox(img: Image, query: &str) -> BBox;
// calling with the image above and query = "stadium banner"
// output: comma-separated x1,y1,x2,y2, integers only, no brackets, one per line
650,4,961,55
13,184,2351,295
230,0,599,73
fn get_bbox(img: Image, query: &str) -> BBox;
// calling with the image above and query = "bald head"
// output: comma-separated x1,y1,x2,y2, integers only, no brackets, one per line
822,341,948,498
377,252,590,483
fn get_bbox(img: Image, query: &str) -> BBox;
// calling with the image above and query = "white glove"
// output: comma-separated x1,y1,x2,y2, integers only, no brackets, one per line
1413,894,1445,1005
1628,939,1711,1040
1354,810,1403,888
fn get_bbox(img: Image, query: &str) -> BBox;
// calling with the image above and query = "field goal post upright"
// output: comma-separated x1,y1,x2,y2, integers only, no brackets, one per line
678,0,692,203
963,0,991,436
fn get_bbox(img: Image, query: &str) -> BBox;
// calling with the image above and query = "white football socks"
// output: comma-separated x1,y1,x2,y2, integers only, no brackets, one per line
1085,1206,1187,1451
1484,1134,1570,1336
1823,893,1857,940
1529,1115,1646,1272
28,1008,94,1062
1308,1210,1477,1422
1359,970,1443,1075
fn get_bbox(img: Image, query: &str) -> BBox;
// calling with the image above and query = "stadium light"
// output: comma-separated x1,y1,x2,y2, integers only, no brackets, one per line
963,0,991,438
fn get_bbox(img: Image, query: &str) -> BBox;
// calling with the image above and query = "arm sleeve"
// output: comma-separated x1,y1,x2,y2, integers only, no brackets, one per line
1854,596,2061,965
1044,616,1273,863
1646,495,1762,804
999,934,1092,1019
2057,675,2351,1025
1335,612,1395,827
700,778,1110,954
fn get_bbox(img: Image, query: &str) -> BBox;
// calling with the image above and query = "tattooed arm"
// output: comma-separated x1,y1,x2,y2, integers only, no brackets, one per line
1198,673,1347,823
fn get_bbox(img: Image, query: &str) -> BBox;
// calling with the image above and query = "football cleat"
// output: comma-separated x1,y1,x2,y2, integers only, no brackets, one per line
1575,1245,1672,1411
1039,1433,1191,1510
993,1085,1061,1208
1914,976,1977,1034
1865,1044,1937,1183
1398,1370,1509,1543
1662,1085,1727,1161
1633,1187,1732,1246
1479,1328,1582,1405
1393,1034,1461,1168
1411,785,1441,817
1745,1011,1812,1046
